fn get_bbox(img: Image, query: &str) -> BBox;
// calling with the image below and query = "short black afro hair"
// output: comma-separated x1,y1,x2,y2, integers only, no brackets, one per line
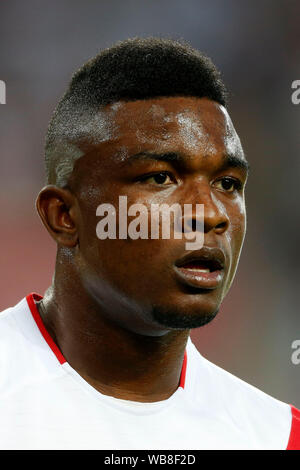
46,37,228,187
69,36,227,107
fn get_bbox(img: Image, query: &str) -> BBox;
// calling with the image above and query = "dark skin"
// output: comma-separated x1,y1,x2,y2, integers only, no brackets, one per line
36,96,249,402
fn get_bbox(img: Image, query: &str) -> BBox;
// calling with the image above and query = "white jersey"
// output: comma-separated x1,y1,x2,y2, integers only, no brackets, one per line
0,293,299,450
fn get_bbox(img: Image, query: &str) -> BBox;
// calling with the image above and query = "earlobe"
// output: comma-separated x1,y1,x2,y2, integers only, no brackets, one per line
36,186,79,247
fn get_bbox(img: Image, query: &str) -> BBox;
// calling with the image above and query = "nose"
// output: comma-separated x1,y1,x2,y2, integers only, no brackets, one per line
180,181,229,235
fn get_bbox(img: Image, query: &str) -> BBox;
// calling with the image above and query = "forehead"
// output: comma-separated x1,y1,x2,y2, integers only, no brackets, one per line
100,96,243,159
74,97,245,174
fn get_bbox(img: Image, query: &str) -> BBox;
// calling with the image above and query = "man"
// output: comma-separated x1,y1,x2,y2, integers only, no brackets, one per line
0,38,299,450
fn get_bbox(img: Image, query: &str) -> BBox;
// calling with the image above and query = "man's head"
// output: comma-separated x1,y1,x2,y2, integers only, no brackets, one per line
37,38,249,336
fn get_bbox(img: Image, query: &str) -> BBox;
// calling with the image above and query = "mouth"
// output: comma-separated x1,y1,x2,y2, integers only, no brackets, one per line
174,247,225,290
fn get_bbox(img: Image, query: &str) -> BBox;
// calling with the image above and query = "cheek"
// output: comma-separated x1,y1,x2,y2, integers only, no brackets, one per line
212,193,246,249
76,193,163,276
225,198,246,268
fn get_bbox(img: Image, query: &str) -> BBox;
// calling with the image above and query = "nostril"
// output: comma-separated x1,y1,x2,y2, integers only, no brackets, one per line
185,219,203,231
191,219,197,231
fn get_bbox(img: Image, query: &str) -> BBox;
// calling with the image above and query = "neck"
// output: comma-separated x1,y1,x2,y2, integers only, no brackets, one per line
38,263,189,402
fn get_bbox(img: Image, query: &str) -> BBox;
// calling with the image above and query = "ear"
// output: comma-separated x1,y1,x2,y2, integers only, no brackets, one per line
36,185,79,247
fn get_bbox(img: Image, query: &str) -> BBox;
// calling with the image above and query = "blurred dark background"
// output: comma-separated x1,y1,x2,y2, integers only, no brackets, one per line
0,0,299,406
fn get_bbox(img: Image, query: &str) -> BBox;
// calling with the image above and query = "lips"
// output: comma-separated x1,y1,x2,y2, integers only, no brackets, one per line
174,246,225,289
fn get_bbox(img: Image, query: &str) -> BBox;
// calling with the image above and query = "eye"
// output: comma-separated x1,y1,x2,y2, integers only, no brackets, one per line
214,177,242,193
140,172,174,185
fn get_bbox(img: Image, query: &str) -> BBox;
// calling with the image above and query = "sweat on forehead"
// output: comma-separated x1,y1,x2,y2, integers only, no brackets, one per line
103,97,241,156
48,97,241,188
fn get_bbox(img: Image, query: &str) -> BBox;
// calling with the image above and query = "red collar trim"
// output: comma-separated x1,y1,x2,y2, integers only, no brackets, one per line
26,292,188,389
26,292,66,365
179,350,187,388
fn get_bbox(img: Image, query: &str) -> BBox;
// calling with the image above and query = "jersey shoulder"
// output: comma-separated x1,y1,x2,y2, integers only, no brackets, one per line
0,295,64,394
186,338,297,449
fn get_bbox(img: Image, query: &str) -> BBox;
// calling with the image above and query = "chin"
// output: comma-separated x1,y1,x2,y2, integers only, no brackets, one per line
150,304,220,330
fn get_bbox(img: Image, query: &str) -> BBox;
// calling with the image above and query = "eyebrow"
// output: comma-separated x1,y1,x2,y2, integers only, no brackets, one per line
219,153,250,173
127,151,181,164
127,151,250,173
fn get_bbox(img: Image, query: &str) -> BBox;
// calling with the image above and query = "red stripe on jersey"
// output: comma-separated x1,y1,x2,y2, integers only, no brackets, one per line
26,293,188,389
26,293,66,365
287,405,300,450
179,350,187,388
